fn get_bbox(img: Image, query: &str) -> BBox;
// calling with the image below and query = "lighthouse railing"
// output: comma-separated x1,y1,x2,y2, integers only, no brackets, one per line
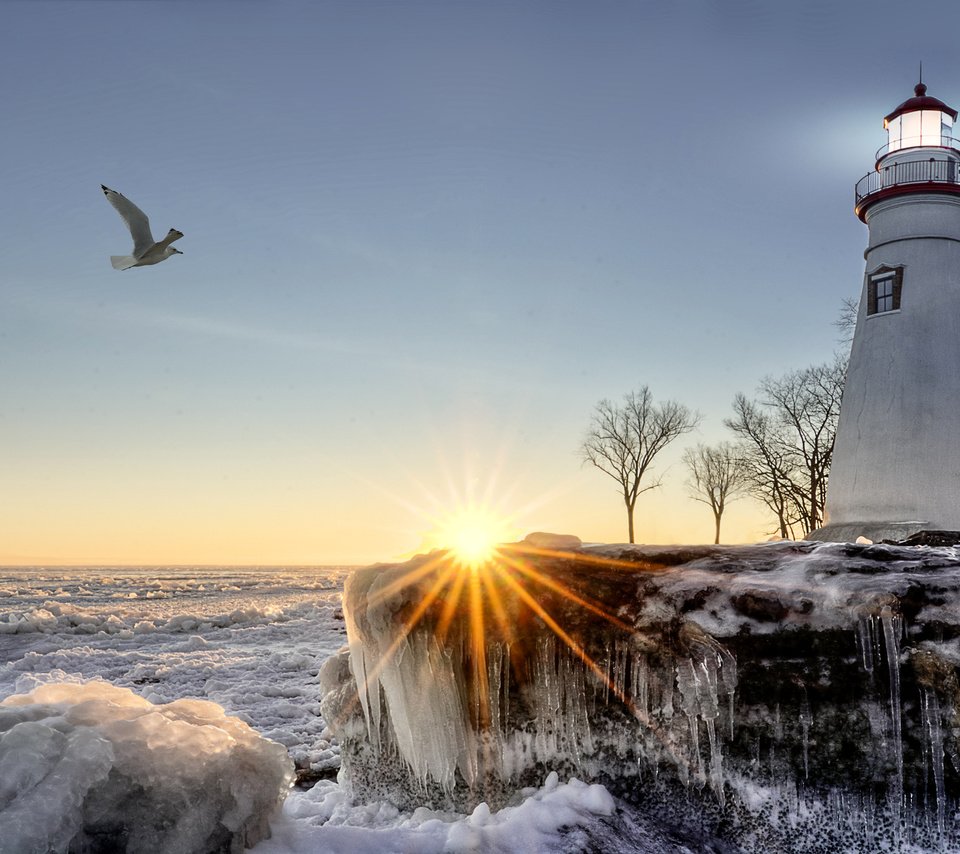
855,158,960,208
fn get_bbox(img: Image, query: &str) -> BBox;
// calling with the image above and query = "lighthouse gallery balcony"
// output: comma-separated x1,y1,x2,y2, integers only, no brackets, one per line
855,149,960,221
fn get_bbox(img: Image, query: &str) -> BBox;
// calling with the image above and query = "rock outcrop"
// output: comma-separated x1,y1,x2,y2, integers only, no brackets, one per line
321,540,960,851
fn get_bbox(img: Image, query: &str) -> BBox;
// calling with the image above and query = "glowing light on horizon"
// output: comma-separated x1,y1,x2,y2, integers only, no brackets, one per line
332,462,687,776
431,506,514,568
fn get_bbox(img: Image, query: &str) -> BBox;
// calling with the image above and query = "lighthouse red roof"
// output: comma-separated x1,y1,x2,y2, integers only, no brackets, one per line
884,83,958,124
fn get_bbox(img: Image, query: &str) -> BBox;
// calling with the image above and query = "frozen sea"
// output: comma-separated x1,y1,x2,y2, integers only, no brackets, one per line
0,566,653,854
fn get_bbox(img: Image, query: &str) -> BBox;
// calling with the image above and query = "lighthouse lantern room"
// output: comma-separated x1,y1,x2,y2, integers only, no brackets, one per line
883,84,956,153
854,83,960,221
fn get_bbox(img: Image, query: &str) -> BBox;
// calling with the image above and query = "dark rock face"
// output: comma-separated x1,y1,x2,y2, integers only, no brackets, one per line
321,541,960,851
893,530,960,547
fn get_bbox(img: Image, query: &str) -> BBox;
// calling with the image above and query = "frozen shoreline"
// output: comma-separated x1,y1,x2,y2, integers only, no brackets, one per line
14,556,955,853
0,566,629,854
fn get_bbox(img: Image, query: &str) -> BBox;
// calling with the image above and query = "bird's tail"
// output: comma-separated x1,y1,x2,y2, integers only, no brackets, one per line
110,255,137,271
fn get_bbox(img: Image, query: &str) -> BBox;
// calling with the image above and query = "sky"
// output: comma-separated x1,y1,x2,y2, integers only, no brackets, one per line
2,0,958,565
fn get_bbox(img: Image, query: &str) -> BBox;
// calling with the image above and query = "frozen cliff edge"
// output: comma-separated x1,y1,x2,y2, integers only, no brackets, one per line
322,540,960,851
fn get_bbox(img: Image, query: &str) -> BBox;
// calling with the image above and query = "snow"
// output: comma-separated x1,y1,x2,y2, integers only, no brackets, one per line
0,678,292,853
588,539,960,637
254,773,617,854
0,566,632,854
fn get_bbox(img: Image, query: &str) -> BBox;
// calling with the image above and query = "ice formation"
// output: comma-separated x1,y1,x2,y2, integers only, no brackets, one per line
324,540,960,851
0,678,294,854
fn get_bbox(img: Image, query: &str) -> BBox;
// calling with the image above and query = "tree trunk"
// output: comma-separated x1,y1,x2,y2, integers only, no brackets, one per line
627,506,635,543
714,512,722,545
809,472,819,533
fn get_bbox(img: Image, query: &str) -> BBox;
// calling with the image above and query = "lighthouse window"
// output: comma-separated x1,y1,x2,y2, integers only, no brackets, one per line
875,278,894,312
867,267,903,315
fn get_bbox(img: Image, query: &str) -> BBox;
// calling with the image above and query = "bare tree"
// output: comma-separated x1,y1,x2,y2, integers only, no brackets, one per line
726,354,847,537
834,297,859,348
581,387,699,543
726,394,800,539
683,442,748,544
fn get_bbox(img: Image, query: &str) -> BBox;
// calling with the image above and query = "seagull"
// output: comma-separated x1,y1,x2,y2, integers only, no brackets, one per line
101,185,183,270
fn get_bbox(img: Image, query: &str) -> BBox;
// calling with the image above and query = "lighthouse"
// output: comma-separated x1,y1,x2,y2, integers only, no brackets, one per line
813,81,960,543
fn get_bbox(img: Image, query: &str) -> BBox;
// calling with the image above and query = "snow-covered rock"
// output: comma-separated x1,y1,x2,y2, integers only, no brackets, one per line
326,540,960,851
0,679,294,854
520,532,583,549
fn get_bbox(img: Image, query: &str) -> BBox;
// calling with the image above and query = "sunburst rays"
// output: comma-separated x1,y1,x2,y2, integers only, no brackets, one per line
346,540,659,739
333,531,733,803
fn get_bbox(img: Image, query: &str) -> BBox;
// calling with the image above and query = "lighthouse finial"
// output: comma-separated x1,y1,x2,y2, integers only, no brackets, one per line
915,62,927,97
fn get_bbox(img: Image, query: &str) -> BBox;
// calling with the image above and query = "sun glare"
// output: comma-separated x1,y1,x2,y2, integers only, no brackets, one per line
433,507,513,567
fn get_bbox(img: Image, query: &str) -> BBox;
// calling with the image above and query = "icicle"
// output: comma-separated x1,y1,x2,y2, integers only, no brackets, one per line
717,646,737,741
704,716,723,804
676,657,703,784
660,670,674,722
502,641,511,734
880,605,904,835
601,644,612,705
921,688,946,838
697,655,719,720
347,638,378,749
576,664,594,757
857,616,875,675
559,653,583,766
676,658,699,717
798,688,812,782
611,640,628,702
681,625,737,747
471,642,483,730
486,641,503,738
631,654,650,719
531,635,558,760
697,655,725,804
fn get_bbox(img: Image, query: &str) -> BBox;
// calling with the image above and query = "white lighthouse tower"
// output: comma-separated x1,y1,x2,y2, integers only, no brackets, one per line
814,81,960,543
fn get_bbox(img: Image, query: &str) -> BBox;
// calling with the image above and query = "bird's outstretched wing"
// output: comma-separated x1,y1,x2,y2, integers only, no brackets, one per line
156,228,184,250
101,185,155,258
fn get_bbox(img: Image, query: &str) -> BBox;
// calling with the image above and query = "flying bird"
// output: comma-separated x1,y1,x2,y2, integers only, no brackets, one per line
101,184,184,270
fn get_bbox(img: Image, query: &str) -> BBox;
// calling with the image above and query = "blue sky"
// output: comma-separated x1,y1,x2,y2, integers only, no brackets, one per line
2,0,957,564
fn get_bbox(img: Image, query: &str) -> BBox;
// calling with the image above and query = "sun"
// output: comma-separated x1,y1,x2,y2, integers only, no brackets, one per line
431,506,515,568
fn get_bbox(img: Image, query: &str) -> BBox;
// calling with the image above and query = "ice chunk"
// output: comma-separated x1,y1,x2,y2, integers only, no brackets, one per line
0,680,293,854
